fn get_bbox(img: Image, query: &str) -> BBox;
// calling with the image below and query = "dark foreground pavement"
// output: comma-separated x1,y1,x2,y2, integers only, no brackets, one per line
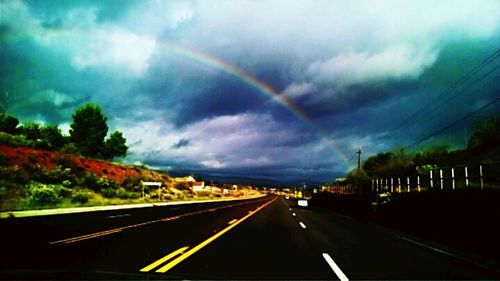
0,195,498,280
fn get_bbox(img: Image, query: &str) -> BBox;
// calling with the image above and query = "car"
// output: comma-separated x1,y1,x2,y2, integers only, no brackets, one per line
296,198,308,207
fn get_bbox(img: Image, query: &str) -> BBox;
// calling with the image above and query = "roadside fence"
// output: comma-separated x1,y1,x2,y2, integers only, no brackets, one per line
371,163,500,193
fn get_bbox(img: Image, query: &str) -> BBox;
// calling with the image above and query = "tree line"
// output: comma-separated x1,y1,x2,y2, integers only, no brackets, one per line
0,103,127,160
344,115,500,187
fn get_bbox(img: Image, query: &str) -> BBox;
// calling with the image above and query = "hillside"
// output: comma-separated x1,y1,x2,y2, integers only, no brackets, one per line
0,145,171,184
0,144,185,212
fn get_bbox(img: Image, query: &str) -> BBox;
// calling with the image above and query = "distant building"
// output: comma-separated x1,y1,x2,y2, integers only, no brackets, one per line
336,178,347,183
192,181,205,191
174,176,196,183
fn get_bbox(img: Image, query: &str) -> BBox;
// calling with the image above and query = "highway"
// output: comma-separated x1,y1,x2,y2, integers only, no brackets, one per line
0,195,497,280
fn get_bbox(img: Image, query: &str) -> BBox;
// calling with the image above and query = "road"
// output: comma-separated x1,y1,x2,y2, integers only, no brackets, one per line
0,195,497,280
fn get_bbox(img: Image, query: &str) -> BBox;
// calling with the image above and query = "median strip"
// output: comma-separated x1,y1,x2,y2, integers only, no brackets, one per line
141,197,276,274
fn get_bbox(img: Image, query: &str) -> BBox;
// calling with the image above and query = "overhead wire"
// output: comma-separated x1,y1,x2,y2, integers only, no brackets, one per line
363,48,500,153
407,96,500,148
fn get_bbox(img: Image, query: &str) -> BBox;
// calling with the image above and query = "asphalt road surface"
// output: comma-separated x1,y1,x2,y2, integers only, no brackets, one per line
0,195,497,280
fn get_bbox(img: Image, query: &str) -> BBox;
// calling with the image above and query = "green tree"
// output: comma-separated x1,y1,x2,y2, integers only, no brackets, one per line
467,116,500,161
19,121,42,140
467,116,500,149
413,145,450,166
41,124,65,150
0,113,19,134
103,131,128,159
362,152,392,178
69,103,108,158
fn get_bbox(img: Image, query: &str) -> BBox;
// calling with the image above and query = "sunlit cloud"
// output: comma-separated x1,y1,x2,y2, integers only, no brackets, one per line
2,0,499,182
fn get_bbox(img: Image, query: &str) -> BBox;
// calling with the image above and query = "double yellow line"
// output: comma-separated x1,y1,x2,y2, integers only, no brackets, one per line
139,197,275,274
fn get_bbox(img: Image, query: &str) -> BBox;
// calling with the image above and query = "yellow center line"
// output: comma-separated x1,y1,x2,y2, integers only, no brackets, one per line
140,246,190,272
49,198,268,245
227,219,238,225
153,197,276,274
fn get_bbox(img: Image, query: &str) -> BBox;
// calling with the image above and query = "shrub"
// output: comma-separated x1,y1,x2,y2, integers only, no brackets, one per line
26,182,63,206
30,165,73,185
101,187,116,198
175,192,185,200
71,192,90,204
56,157,84,176
0,131,31,147
162,194,174,201
122,175,152,191
60,143,80,155
0,152,8,166
0,165,29,184
81,173,115,191
116,187,139,199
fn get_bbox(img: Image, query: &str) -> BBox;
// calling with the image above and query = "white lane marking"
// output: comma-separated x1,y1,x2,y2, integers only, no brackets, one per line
292,212,296,216
397,236,453,256
106,214,131,219
322,253,349,281
289,208,292,211
299,222,306,229
397,235,496,273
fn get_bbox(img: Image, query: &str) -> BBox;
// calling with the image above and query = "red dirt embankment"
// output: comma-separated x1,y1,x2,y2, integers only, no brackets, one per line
0,145,171,185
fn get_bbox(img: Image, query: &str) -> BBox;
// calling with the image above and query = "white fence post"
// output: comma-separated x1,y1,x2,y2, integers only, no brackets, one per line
440,169,443,190
465,166,469,188
417,176,421,192
430,170,433,189
480,165,484,190
407,177,410,192
391,178,394,193
451,168,455,190
398,178,401,193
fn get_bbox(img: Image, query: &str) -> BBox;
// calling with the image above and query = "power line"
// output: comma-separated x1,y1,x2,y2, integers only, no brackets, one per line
396,48,500,129
345,152,358,168
364,49,500,153
400,71,499,133
407,96,500,148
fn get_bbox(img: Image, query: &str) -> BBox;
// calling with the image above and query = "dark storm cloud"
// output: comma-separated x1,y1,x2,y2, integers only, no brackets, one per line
171,138,191,149
2,0,499,183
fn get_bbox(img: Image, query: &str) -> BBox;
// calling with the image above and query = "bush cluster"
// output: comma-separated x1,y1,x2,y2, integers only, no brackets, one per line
26,182,72,206
71,192,90,204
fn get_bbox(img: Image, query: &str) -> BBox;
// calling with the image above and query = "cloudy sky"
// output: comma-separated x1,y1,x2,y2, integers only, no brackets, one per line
2,0,499,184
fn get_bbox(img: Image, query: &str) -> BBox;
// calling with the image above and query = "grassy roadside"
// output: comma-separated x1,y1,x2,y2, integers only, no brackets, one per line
1,186,262,213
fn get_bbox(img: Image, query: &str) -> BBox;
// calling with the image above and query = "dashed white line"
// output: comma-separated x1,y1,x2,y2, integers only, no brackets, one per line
106,214,131,219
292,212,296,216
299,222,306,229
322,253,349,281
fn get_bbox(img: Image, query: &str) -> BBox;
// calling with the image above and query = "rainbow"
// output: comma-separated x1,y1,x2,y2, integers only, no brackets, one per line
157,41,351,167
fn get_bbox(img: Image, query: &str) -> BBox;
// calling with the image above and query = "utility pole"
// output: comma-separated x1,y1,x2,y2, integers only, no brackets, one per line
357,148,362,173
